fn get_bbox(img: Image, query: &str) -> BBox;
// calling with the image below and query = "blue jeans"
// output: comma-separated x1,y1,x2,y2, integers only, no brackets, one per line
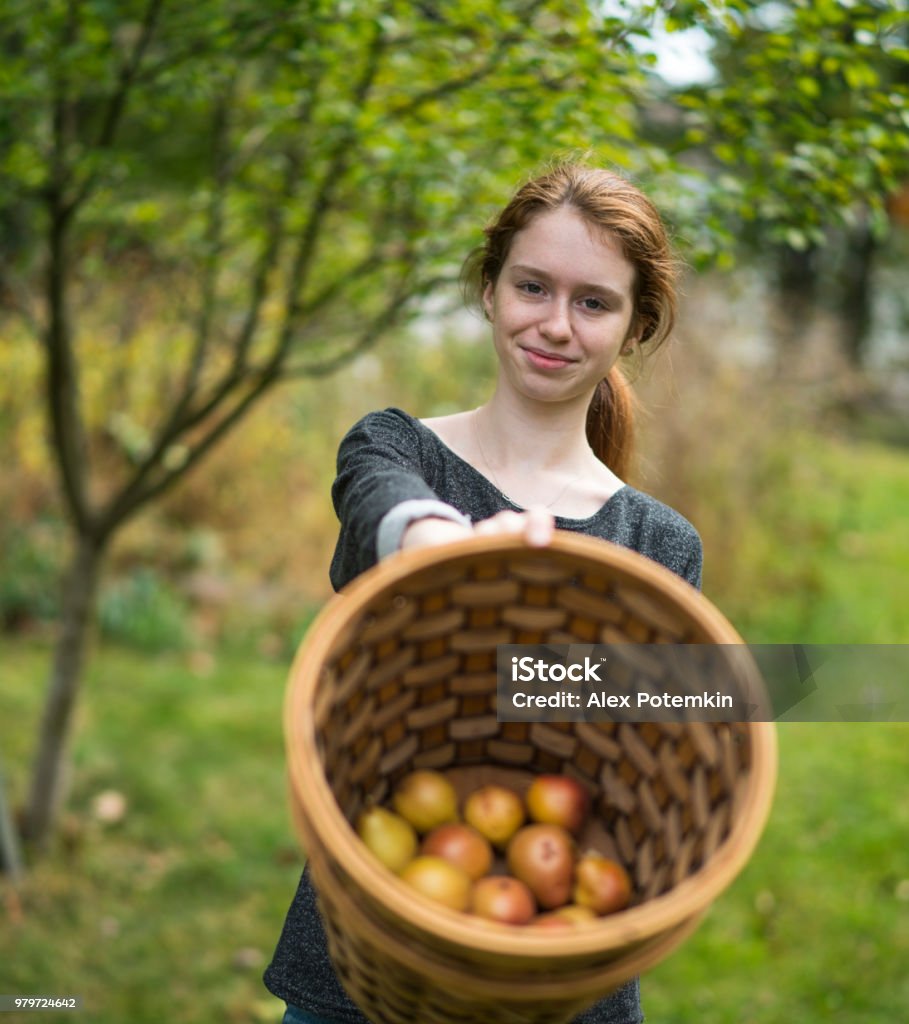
283,1005,346,1024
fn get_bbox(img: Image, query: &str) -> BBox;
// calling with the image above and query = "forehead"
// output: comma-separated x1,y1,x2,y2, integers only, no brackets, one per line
505,206,635,294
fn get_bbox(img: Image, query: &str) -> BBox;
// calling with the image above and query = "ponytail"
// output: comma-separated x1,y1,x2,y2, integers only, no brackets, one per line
586,365,636,481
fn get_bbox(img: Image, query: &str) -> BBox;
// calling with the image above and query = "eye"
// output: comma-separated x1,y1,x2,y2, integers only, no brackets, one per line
518,281,545,296
581,297,607,312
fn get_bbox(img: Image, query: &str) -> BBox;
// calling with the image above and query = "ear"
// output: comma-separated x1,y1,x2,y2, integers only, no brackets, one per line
482,280,495,322
620,319,641,356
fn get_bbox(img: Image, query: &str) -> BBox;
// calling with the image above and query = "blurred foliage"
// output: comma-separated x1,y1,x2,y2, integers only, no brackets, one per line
97,568,191,651
666,0,909,262
0,523,64,629
634,270,909,643
1,0,905,573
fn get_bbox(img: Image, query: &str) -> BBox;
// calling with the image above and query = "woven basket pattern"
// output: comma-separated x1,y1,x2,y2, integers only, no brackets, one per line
286,535,776,1024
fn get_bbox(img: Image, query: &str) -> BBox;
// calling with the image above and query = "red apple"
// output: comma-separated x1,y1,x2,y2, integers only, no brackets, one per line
506,824,575,910
421,823,493,881
525,774,590,835
470,876,536,925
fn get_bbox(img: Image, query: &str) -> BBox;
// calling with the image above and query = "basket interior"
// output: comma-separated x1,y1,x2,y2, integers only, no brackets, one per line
307,544,757,905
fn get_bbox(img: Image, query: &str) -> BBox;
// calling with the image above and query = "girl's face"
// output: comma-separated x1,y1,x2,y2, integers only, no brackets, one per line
483,206,638,405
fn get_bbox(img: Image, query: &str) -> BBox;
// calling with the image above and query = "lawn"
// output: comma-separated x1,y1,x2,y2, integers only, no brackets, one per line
0,640,296,1024
2,639,907,1023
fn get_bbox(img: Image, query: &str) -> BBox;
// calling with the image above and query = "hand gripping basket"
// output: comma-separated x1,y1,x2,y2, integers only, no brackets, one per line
285,532,777,1024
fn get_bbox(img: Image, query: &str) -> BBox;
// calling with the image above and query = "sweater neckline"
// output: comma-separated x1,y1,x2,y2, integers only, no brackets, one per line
396,407,631,526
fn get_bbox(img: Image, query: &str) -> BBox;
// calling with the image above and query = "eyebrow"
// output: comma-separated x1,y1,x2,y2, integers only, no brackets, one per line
508,264,627,305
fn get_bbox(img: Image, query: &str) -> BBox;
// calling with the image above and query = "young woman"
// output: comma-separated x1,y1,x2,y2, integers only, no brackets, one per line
265,163,702,1024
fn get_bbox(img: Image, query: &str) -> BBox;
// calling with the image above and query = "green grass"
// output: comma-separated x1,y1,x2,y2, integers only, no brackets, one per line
0,639,298,1024
644,722,909,1024
3,640,908,1023
701,432,909,644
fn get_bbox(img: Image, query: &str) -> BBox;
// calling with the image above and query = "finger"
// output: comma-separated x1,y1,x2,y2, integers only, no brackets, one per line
473,511,525,536
523,506,555,547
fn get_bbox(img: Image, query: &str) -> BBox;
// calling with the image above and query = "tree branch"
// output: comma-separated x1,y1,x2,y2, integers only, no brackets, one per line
280,297,412,380
66,0,164,218
281,267,450,380
183,77,236,401
275,19,390,354
133,7,295,87
45,0,92,535
101,265,423,528
96,82,243,533
226,80,324,377
98,366,282,528
98,0,164,149
375,2,551,128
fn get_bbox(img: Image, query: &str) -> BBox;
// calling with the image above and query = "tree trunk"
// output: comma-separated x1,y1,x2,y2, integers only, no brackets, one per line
21,533,105,848
771,242,820,374
837,221,876,368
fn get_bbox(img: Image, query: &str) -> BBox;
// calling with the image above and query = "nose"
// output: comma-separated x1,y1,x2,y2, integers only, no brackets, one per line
540,298,571,343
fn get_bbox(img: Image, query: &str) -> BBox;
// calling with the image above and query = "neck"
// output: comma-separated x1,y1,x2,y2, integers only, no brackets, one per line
477,387,596,473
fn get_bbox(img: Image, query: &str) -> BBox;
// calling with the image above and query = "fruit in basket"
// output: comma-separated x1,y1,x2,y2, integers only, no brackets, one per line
392,770,459,834
573,851,633,915
463,783,525,849
525,774,591,835
531,904,598,929
399,855,472,912
421,823,493,881
506,824,575,910
552,903,598,924
470,875,536,926
529,912,574,930
356,806,418,874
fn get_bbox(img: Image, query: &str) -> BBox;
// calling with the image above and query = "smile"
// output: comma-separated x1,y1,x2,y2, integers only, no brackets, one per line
521,347,575,370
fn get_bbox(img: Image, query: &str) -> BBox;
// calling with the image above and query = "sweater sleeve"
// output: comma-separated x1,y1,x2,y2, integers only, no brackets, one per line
682,531,704,591
328,409,459,590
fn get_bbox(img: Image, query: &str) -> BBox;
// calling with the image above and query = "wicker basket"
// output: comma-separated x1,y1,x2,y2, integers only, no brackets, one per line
285,532,777,1024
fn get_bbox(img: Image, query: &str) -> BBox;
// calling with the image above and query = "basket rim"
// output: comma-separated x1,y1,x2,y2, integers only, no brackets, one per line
285,531,778,960
320,841,707,1003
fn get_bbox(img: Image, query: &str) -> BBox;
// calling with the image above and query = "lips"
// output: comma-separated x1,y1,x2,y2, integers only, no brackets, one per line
521,346,575,370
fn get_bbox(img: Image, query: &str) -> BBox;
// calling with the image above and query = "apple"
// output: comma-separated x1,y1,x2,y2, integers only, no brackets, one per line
525,774,590,835
421,823,493,881
470,875,537,926
356,805,418,874
531,904,597,929
399,855,472,912
463,784,525,849
392,770,459,834
506,824,575,910
573,851,632,915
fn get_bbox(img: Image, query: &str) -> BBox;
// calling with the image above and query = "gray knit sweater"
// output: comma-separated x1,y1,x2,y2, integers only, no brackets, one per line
264,407,703,1023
